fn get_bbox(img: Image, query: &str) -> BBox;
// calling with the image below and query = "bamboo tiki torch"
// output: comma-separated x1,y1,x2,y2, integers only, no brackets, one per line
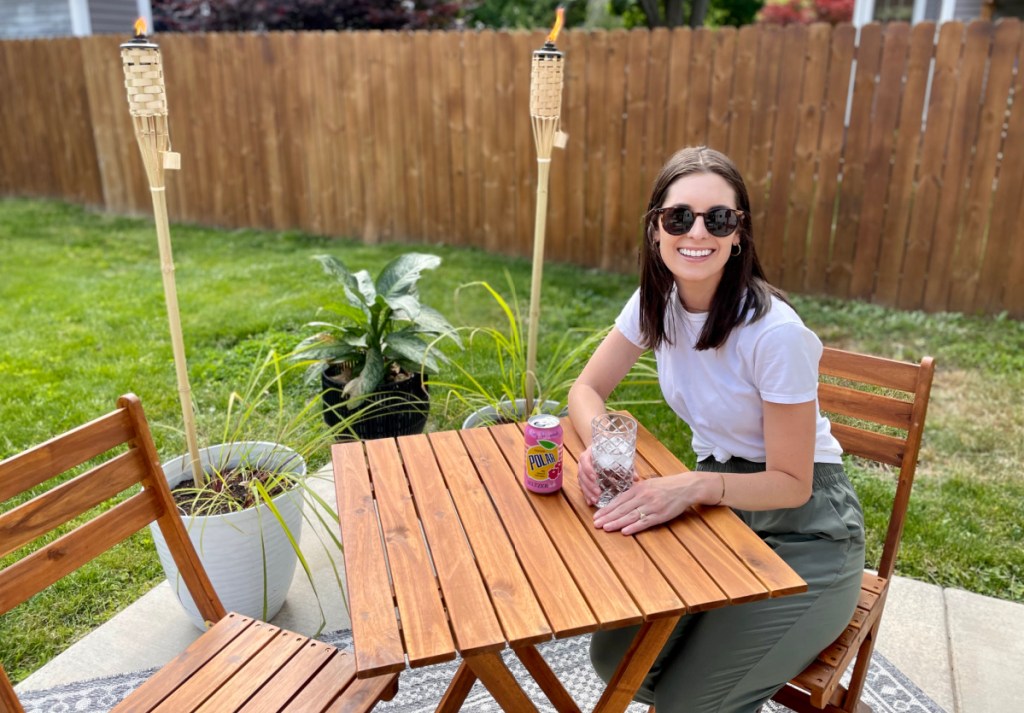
121,20,203,485
526,7,566,417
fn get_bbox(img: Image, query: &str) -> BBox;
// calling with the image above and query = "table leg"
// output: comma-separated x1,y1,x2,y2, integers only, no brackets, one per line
464,652,540,712
436,660,477,713
513,644,582,713
593,616,681,713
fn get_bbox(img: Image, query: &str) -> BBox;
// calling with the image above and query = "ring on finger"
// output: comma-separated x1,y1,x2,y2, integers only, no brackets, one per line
635,508,647,521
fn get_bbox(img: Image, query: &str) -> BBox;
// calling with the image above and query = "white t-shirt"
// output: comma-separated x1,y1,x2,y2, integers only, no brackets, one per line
615,288,843,464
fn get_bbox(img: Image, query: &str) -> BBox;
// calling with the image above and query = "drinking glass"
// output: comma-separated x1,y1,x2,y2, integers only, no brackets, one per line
591,413,638,508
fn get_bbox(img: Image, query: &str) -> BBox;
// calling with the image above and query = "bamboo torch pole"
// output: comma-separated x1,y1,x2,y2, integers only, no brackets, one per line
121,21,203,485
526,8,566,417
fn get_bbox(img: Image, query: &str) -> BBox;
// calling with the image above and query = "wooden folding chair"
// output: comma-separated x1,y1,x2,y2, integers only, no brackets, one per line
773,347,936,713
0,394,398,712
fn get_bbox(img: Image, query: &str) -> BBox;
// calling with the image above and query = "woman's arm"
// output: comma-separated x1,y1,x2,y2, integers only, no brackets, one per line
593,399,816,535
568,328,645,505
568,328,645,445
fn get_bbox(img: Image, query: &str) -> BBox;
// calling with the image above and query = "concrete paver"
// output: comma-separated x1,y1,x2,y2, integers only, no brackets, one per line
874,576,956,712
946,587,1024,713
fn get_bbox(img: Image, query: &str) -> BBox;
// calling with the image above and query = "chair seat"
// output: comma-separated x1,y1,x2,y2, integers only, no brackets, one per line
782,572,888,709
112,612,399,712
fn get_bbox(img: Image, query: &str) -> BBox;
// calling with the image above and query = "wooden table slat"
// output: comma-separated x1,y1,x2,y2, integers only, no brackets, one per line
364,438,457,668
397,434,507,655
663,512,770,604
491,423,641,631
458,427,601,637
561,421,729,612
633,423,807,597
694,506,808,596
539,421,687,619
332,442,407,675
428,430,552,646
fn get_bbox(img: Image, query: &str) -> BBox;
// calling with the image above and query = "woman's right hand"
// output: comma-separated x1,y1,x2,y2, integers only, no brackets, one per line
576,446,602,506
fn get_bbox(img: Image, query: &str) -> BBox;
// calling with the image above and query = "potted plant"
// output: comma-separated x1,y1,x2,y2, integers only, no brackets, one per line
293,252,461,440
149,349,356,631
431,279,621,428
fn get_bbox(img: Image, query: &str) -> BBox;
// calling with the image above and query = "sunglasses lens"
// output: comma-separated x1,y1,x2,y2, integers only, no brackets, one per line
662,207,694,236
706,208,739,237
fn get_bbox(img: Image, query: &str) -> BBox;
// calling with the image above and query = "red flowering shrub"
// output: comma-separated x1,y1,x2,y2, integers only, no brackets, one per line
758,0,853,24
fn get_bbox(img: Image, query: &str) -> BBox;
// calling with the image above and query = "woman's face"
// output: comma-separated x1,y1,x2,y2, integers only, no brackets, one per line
655,172,741,310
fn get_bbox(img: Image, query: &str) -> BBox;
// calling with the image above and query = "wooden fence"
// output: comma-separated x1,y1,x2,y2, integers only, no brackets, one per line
2,22,1023,317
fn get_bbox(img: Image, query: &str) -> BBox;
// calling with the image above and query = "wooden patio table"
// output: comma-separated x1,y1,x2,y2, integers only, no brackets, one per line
332,414,806,713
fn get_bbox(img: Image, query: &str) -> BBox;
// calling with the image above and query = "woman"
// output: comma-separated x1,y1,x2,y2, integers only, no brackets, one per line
568,146,865,712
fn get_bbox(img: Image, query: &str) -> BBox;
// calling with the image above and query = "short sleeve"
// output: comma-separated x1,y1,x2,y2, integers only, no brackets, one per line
751,321,822,404
614,289,645,348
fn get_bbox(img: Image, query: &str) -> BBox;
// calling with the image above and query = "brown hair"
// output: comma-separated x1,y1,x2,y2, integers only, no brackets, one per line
638,146,788,351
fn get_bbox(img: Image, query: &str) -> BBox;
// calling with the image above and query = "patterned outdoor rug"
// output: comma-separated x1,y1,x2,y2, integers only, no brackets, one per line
19,630,946,713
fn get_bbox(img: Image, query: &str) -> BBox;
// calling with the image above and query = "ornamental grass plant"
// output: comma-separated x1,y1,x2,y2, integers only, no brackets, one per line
1,198,1022,684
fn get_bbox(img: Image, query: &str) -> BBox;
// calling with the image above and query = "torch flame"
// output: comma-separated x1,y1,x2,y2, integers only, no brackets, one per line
546,6,564,44
134,17,147,37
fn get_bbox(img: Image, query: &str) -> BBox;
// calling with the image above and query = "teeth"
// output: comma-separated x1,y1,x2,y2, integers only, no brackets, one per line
679,248,713,257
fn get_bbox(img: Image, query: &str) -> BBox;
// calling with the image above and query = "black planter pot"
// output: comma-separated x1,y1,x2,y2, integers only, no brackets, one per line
321,366,429,440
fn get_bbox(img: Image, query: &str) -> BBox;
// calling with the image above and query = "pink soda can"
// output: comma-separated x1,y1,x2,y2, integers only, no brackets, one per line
523,414,563,494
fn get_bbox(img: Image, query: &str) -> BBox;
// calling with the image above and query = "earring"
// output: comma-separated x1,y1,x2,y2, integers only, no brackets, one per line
731,243,742,257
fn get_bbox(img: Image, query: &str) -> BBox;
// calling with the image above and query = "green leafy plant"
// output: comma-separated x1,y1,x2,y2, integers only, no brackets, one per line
292,253,461,402
430,278,655,426
161,348,368,630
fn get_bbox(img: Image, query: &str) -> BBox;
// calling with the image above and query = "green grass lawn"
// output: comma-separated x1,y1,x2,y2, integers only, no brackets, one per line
2,198,1022,682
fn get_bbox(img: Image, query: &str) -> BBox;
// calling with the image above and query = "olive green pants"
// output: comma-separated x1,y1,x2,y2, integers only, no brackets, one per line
590,459,865,713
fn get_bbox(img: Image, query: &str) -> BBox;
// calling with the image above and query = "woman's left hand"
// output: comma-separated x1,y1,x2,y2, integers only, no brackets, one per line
592,474,705,535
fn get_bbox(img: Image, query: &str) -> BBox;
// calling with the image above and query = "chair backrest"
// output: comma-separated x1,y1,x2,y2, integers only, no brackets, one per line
0,394,225,709
818,347,936,581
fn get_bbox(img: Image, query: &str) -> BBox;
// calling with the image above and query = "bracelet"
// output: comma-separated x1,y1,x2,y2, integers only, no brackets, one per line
712,472,726,506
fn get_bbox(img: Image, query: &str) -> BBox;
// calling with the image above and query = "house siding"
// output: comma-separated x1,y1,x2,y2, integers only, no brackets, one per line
0,0,72,39
89,0,140,34
955,0,985,19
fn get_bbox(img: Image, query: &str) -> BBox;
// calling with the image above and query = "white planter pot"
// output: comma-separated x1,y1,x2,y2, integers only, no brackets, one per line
150,441,306,631
462,399,567,429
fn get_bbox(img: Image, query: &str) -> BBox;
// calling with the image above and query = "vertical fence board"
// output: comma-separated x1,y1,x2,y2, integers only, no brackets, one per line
665,28,693,153
707,28,736,154
747,25,783,251
829,22,883,298
428,31,454,244
642,27,672,198
494,31,518,255
949,20,1021,312
924,21,989,310
976,20,1024,314
899,22,963,310
686,28,714,147
784,23,832,293
583,30,609,270
515,32,542,260
762,23,807,287
79,37,120,211
444,32,468,246
462,31,484,246
873,21,935,306
599,30,628,271
806,24,856,295
619,30,651,269
728,25,759,167
849,23,910,300
562,29,589,267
